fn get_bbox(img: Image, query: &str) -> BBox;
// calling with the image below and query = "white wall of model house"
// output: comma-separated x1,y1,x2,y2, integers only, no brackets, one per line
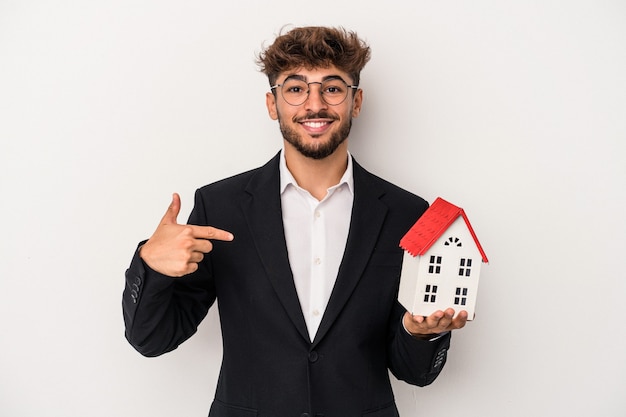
399,216,485,319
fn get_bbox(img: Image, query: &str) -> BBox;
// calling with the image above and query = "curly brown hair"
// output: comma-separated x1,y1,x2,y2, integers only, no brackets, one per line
256,26,371,87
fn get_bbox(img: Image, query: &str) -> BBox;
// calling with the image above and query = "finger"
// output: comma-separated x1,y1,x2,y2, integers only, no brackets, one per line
403,312,426,335
406,312,440,336
424,310,445,328
436,308,455,329
190,225,234,242
411,314,425,324
161,193,181,225
191,238,214,254
188,251,205,264
185,262,199,275
451,310,469,329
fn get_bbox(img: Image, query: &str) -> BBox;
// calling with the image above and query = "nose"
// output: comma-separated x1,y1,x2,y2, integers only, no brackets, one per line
303,82,328,111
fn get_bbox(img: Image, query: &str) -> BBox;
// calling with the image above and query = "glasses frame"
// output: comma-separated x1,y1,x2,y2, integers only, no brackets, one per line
270,77,359,106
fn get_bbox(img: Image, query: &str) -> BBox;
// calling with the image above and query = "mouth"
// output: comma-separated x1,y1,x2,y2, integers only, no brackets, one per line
299,118,334,135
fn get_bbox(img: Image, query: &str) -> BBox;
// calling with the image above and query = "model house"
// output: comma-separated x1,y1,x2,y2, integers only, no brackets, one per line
398,197,488,320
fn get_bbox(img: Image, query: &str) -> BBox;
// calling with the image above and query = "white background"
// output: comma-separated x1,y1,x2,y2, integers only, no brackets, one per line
1,1,625,416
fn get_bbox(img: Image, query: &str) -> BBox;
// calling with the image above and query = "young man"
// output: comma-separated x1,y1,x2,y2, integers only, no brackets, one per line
123,26,468,417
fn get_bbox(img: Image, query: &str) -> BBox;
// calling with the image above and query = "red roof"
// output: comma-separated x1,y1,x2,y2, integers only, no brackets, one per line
400,197,488,263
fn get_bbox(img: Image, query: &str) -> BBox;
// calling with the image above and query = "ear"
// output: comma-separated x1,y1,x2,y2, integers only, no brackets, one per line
266,92,278,120
351,88,363,118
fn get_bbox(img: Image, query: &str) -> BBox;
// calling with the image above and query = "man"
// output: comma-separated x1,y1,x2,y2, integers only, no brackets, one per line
123,26,468,417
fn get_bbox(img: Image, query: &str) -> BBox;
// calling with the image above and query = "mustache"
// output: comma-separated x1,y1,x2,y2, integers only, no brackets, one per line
294,111,338,122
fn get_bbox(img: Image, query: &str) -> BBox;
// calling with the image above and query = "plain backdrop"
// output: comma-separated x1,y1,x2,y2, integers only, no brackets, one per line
1,1,625,416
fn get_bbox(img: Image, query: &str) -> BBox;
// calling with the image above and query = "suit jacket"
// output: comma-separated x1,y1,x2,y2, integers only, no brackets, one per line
123,153,451,417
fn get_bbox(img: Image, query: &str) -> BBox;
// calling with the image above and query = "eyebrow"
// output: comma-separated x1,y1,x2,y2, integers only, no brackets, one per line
282,74,348,84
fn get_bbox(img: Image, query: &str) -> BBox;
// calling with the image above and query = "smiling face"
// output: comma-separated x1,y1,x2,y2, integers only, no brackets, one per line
266,66,363,160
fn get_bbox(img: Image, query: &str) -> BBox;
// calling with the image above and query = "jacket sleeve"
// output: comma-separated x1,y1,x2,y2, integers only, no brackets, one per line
122,247,216,357
386,301,451,386
122,192,217,357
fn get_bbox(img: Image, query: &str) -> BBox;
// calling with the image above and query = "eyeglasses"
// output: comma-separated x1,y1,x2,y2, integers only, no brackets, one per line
271,77,358,106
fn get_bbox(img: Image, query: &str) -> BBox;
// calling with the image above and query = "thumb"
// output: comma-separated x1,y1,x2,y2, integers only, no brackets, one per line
160,193,181,225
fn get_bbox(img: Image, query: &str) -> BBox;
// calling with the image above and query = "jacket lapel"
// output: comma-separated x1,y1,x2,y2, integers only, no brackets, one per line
312,159,389,346
242,153,310,343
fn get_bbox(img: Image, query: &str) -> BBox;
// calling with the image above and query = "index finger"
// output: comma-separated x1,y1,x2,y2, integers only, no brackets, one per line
189,225,234,242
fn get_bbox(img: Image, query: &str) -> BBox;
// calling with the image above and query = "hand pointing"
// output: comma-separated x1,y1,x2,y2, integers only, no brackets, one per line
139,193,234,277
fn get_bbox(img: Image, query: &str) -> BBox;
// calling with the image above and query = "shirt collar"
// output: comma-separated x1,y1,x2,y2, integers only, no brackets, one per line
279,149,354,196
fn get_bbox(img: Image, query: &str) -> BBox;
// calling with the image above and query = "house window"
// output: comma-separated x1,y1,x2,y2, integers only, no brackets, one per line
454,287,468,306
444,237,462,247
423,285,438,303
458,258,472,277
428,255,442,274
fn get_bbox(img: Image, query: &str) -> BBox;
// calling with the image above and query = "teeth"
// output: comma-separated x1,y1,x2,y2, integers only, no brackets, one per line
303,121,327,128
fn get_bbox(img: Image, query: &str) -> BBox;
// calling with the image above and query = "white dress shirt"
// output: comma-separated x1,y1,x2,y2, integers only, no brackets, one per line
279,151,354,341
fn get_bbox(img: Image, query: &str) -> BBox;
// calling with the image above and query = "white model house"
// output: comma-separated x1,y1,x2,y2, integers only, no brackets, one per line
398,197,488,320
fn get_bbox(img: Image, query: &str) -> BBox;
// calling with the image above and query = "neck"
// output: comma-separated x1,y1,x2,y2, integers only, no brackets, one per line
283,142,349,201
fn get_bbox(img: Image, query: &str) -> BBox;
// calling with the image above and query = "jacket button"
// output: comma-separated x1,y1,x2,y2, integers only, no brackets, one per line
308,351,319,363
301,413,310,417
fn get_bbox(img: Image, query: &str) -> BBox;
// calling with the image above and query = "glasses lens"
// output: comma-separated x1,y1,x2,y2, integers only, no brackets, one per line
279,79,350,106
320,79,349,105
281,79,309,106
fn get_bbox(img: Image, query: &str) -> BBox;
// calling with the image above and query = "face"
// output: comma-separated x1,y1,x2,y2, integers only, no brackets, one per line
266,66,363,160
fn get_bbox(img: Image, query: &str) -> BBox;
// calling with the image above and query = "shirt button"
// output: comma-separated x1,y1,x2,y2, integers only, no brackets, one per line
312,309,320,317
314,257,321,265
314,211,321,218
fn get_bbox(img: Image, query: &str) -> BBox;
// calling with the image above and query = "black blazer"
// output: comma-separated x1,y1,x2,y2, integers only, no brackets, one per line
123,153,451,417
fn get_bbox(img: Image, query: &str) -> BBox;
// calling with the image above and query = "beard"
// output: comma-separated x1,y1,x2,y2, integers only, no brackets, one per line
278,110,352,160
